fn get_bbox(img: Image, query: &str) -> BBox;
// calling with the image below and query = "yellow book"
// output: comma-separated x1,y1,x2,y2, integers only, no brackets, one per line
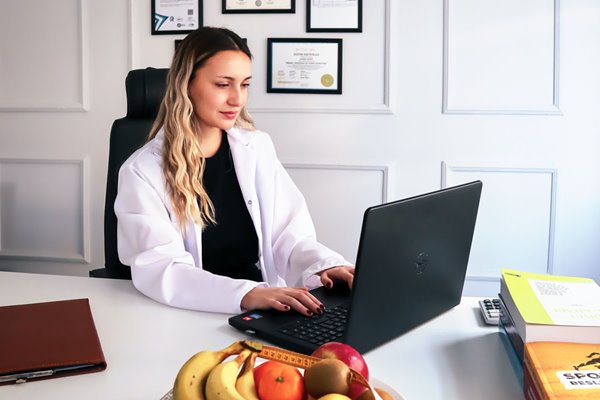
524,342,600,399
500,269,600,344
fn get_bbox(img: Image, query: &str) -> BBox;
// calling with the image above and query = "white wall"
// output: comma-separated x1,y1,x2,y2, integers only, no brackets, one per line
1,0,599,296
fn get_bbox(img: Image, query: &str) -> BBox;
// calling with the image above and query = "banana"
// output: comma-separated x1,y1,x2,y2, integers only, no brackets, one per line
205,349,252,400
172,341,245,400
235,351,260,400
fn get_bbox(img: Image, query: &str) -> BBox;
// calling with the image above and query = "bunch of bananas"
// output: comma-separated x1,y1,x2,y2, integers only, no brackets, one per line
172,340,262,400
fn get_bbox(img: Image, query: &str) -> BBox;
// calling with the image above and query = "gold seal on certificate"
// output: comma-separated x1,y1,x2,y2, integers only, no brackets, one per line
320,74,334,87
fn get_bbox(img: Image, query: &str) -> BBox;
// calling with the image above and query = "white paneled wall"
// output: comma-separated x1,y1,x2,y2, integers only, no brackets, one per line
1,0,599,295
0,0,129,276
0,159,89,262
286,164,388,263
443,0,560,114
442,164,557,295
0,0,87,111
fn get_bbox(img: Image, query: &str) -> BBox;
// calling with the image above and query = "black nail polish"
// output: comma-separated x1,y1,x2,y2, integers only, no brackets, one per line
306,309,313,316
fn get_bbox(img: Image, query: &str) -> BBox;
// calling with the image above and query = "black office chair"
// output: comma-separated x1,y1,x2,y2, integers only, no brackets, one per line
89,68,168,279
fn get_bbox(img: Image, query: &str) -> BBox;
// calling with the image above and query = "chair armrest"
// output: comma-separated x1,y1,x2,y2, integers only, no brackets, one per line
89,268,132,280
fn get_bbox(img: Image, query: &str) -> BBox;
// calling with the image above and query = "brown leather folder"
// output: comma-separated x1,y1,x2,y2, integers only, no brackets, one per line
0,298,107,384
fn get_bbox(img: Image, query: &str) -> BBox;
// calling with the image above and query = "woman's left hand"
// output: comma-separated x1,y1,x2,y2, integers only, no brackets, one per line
317,265,355,290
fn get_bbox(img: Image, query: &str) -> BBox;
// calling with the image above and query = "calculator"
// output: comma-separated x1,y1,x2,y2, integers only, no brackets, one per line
479,298,501,325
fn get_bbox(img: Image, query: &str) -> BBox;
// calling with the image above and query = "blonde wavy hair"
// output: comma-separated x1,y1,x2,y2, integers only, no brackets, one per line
148,27,255,232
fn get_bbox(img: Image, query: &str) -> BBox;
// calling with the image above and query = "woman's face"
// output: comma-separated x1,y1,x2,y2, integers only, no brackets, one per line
188,50,252,136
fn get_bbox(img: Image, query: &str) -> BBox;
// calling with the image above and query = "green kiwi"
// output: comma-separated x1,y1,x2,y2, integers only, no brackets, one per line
304,358,352,398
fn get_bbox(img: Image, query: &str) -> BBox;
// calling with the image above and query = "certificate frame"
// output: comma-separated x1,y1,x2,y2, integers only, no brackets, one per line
307,0,362,33
222,0,295,14
267,38,343,94
152,0,203,35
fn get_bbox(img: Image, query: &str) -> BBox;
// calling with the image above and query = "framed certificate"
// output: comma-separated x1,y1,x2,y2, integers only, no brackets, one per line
223,0,295,14
267,38,343,94
152,0,202,35
307,0,362,33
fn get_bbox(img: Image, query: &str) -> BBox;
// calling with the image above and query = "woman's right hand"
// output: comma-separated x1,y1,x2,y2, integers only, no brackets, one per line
240,286,324,317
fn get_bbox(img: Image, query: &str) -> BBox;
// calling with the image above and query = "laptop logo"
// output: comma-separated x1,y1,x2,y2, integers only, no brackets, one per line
415,252,429,275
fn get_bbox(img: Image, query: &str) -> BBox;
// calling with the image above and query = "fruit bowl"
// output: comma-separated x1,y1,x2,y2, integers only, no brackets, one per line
160,378,406,400
160,377,404,400
162,340,401,400
369,378,405,400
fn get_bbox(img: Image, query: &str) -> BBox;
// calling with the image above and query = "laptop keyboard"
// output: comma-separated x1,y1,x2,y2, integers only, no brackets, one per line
278,303,349,345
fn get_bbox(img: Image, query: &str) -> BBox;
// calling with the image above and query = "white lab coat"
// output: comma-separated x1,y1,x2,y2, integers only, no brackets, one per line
115,127,351,314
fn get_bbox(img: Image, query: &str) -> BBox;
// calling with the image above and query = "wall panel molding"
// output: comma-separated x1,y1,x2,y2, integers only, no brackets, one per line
284,163,389,203
0,0,88,112
0,158,90,263
128,0,136,71
284,163,389,262
442,0,561,115
442,163,557,284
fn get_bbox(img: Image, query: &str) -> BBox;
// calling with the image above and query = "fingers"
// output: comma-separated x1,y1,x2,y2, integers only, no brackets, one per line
346,272,354,289
339,267,354,289
242,270,360,317
320,266,355,289
287,288,323,316
270,287,323,317
320,273,334,289
270,301,291,312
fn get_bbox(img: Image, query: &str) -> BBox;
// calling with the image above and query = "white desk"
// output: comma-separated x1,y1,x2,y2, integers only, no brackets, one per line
0,272,523,400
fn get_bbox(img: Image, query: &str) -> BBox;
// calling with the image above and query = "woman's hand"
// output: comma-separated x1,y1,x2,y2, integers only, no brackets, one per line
318,265,355,289
241,287,324,317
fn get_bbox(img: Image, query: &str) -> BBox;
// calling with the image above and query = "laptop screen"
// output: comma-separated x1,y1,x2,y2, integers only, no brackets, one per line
343,180,482,352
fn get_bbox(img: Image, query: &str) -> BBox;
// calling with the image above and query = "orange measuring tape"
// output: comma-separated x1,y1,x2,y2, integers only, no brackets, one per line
246,341,370,388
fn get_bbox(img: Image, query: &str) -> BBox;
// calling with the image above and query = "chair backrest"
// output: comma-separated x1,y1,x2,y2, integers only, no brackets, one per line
93,67,168,279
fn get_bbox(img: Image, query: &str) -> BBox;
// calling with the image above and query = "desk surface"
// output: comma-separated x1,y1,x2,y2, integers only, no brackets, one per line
0,271,523,400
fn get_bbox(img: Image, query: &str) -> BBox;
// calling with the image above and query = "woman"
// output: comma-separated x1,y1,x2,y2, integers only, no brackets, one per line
115,27,354,315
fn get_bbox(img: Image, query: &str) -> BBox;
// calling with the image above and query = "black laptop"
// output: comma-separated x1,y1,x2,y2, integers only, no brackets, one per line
229,181,482,354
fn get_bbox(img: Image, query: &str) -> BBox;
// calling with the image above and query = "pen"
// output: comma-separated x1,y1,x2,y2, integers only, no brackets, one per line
0,369,54,384
0,363,96,384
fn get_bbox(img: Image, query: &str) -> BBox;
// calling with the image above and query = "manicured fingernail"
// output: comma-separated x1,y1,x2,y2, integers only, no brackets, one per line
306,309,313,316
319,303,325,309
284,305,290,311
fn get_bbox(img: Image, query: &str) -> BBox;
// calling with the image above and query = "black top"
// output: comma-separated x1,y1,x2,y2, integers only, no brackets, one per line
201,132,262,282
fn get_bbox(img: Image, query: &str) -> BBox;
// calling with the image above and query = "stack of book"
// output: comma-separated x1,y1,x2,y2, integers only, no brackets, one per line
498,269,600,399
524,342,600,399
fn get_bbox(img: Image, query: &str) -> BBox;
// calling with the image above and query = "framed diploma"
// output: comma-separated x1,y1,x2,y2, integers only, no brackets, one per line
267,38,343,94
223,0,295,14
307,0,362,32
152,0,202,35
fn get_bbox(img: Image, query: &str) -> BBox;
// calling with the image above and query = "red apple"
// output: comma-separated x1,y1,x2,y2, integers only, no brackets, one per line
311,342,369,399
